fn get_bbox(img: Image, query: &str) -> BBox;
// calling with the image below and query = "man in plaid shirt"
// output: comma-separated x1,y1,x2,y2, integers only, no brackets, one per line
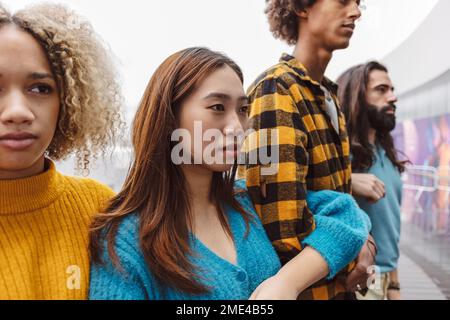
244,0,379,300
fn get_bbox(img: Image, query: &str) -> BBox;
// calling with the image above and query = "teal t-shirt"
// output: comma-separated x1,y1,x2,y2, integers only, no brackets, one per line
354,144,403,273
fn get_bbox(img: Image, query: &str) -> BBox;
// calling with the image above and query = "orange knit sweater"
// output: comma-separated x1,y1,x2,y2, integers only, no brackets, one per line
0,160,114,300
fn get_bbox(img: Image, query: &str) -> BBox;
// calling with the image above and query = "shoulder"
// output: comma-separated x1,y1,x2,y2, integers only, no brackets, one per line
233,180,259,219
115,213,140,246
247,62,300,98
61,175,115,207
233,179,251,204
96,213,142,267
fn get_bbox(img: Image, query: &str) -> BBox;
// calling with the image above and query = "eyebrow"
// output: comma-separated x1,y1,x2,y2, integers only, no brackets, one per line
203,92,248,102
0,72,54,81
28,72,54,80
373,83,394,90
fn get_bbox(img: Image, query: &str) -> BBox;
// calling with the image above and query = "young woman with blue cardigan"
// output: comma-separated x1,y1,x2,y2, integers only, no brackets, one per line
88,48,371,300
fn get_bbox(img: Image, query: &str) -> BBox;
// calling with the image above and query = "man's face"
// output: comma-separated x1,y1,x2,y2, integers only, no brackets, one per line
306,0,362,51
365,69,398,132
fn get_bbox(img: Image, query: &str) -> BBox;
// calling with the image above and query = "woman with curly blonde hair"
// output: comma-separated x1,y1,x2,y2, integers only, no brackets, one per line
0,2,124,299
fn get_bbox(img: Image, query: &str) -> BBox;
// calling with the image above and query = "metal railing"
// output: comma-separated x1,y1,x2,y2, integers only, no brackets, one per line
401,164,450,233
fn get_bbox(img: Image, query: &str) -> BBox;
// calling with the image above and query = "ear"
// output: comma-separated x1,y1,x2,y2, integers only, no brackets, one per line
295,9,308,19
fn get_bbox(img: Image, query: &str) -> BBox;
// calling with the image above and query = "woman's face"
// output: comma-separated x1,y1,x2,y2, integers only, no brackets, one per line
0,25,60,179
177,65,248,172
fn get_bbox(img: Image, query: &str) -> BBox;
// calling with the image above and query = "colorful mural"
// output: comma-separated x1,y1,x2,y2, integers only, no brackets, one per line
394,114,450,235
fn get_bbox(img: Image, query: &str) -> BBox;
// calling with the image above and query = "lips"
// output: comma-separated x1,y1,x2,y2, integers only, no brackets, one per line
212,144,239,160
343,22,355,29
0,132,38,151
342,23,355,33
383,105,397,114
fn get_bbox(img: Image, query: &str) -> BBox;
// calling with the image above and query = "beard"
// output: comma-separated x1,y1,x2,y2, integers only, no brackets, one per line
366,104,397,132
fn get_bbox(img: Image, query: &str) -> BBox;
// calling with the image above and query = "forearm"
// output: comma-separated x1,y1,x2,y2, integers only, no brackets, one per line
302,191,372,279
275,246,329,295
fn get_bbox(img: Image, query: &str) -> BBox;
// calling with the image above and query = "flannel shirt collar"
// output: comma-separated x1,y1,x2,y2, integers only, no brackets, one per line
280,53,339,95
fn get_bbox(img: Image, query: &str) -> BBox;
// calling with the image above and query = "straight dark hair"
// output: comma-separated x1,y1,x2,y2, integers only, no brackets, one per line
337,61,409,173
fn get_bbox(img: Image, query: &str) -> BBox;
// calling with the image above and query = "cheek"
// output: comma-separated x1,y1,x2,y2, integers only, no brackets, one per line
40,98,60,143
311,10,336,32
178,103,213,133
368,96,384,108
240,116,249,131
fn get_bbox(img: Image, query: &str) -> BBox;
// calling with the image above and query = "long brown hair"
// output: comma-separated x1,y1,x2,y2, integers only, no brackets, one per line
337,61,409,173
89,47,251,295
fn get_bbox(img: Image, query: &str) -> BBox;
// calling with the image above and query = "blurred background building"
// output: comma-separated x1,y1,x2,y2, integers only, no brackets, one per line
385,0,450,298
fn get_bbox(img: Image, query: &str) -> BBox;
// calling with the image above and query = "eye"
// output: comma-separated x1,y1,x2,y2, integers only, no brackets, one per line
375,87,387,94
209,104,225,112
239,105,249,114
29,84,54,95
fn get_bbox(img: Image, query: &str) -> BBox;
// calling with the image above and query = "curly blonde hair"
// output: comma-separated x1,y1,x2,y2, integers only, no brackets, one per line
265,0,316,45
0,2,125,174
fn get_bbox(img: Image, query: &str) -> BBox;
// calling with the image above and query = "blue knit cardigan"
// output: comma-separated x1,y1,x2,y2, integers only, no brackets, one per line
89,180,371,300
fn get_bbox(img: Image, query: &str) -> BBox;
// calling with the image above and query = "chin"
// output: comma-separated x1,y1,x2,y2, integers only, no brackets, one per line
335,40,351,50
0,159,36,174
0,150,44,173
330,35,352,50
207,163,234,173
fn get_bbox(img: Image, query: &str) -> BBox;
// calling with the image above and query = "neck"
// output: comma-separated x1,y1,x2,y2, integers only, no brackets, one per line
368,128,377,145
0,156,46,180
181,164,215,212
293,36,333,83
0,159,64,215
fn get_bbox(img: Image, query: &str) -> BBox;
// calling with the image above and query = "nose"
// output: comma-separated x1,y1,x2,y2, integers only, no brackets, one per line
388,90,398,105
0,91,35,125
223,112,244,138
349,1,362,21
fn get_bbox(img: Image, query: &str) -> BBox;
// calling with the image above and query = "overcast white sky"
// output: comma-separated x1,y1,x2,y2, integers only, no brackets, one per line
2,0,439,117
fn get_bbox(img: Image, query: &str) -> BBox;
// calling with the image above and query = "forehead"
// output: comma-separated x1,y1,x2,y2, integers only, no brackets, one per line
315,0,361,10
0,24,51,73
194,65,244,98
368,69,393,87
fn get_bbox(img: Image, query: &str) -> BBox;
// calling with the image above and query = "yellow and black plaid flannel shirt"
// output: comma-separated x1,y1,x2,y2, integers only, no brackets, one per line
243,54,354,300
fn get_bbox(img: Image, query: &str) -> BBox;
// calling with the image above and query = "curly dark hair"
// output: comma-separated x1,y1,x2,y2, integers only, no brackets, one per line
265,0,316,45
0,2,125,174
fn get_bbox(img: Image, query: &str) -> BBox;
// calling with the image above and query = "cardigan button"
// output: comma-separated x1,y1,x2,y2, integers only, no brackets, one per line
236,270,247,282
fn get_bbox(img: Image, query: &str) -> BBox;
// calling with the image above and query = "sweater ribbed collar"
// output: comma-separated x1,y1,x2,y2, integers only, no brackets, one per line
0,160,65,215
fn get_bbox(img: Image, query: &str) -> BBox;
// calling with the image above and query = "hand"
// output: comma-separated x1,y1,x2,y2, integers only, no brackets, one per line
249,274,299,300
352,173,386,204
387,289,401,300
342,235,377,292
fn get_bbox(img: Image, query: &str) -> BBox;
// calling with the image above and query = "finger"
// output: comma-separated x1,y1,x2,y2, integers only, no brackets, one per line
375,188,384,201
368,190,382,203
373,176,385,187
374,180,386,196
371,185,384,201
